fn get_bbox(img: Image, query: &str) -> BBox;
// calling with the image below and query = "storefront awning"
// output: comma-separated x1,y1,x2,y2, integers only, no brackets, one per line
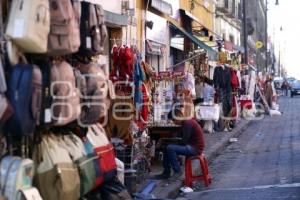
170,23,218,61
104,10,128,27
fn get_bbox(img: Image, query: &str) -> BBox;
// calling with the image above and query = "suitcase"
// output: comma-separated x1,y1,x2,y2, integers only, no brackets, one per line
5,0,50,53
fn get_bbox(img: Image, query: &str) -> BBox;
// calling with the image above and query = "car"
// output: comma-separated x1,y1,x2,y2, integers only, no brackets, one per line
290,80,300,98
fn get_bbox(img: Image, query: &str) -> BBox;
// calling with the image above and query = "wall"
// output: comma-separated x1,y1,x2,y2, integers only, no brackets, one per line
180,0,214,31
96,0,122,14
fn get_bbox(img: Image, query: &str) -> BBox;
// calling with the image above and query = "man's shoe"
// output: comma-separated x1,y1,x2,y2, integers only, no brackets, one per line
168,170,183,181
153,171,170,180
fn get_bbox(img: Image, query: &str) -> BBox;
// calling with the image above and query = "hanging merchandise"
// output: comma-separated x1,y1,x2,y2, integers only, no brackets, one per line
134,56,146,109
16,188,43,200
213,65,232,117
50,61,81,126
76,62,111,125
61,134,98,196
47,0,81,55
111,45,134,80
0,156,35,200
82,124,117,185
230,68,239,90
78,1,107,56
5,0,50,53
0,58,7,92
33,135,81,200
4,64,42,136
105,92,134,145
0,94,13,124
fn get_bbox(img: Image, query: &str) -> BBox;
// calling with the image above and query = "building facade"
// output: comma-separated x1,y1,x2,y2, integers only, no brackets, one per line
215,0,243,53
242,0,268,71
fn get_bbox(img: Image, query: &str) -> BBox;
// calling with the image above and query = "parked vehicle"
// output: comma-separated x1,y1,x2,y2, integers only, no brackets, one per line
290,80,300,98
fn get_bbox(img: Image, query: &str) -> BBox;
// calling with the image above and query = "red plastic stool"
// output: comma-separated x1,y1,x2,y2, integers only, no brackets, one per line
184,154,212,187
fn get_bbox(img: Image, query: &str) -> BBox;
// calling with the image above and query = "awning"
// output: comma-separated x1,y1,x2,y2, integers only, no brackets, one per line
104,10,128,27
170,23,218,61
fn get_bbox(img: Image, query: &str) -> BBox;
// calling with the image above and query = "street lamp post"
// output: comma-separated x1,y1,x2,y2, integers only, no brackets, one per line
242,0,248,64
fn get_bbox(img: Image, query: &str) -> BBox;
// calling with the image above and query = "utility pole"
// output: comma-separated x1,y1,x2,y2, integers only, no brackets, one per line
265,0,268,73
242,0,248,64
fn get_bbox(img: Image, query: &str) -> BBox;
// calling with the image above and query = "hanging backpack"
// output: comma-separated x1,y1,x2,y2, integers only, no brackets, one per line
84,124,117,186
0,156,35,200
77,2,107,56
50,61,81,126
76,63,110,125
5,0,50,53
5,64,42,136
61,133,99,196
47,0,81,55
33,135,80,200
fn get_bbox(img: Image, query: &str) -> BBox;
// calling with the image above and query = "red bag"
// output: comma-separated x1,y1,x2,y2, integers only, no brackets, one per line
94,143,117,182
230,69,239,89
86,124,117,185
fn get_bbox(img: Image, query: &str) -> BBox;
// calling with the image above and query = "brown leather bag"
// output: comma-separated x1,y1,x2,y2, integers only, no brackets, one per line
76,63,110,125
50,61,81,126
47,0,81,55
78,2,107,56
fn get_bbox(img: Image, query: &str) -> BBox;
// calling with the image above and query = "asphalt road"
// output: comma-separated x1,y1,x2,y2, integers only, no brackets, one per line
181,96,300,200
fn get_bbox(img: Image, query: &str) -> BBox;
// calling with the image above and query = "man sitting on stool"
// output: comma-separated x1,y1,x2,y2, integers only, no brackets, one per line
155,109,205,180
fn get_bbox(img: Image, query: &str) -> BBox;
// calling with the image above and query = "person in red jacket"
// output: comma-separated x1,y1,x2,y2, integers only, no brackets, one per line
155,109,205,180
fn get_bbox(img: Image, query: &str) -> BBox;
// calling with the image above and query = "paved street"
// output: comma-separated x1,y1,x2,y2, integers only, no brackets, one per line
182,96,300,200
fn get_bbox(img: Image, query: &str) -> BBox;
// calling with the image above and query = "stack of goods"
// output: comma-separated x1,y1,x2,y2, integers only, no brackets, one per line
0,0,130,199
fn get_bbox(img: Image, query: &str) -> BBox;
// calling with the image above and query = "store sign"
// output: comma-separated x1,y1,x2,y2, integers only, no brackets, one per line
146,40,163,55
151,0,173,16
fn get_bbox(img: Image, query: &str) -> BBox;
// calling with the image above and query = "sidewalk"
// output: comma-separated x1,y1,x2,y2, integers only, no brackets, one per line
135,119,252,199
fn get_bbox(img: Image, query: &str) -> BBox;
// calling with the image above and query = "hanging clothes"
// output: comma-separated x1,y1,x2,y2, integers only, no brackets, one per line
213,65,232,117
133,56,146,109
183,72,196,98
111,45,134,80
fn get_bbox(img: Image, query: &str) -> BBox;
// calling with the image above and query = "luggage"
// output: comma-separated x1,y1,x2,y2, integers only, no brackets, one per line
5,64,42,136
5,0,50,53
85,124,117,184
33,135,80,200
77,63,110,125
78,2,107,56
48,0,81,55
50,61,81,126
0,156,35,200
